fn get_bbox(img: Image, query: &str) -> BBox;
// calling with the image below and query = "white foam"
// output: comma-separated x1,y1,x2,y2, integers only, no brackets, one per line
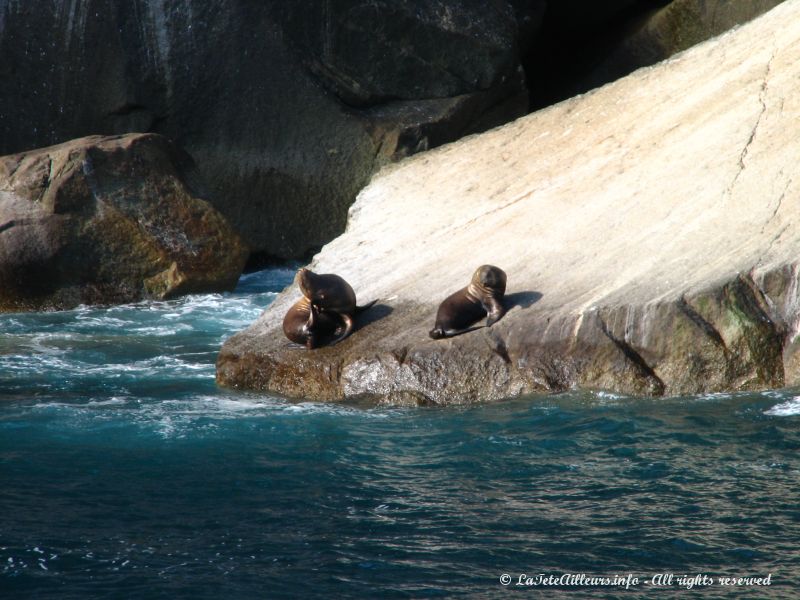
85,397,130,407
764,396,800,416
592,390,627,404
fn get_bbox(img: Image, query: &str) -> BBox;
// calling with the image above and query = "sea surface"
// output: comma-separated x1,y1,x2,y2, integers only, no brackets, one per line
1,268,799,599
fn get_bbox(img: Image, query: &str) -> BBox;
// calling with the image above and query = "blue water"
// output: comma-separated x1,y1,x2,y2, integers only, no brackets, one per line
1,268,799,599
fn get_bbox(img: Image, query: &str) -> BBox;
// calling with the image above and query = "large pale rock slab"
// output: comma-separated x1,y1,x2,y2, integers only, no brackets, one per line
0,134,247,311
218,1,800,404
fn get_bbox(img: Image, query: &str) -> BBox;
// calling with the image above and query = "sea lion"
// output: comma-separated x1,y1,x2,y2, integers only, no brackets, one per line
296,268,357,316
429,265,507,339
283,268,376,348
283,296,346,349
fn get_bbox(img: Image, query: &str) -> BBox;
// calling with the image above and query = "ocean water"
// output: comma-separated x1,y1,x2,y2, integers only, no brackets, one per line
1,268,799,599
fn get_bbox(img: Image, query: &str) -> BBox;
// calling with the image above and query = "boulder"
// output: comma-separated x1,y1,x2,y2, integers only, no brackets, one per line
217,0,800,405
0,134,247,311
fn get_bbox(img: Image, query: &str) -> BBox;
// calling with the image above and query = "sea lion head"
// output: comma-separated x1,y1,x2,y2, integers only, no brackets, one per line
295,267,357,315
471,264,506,297
296,267,317,300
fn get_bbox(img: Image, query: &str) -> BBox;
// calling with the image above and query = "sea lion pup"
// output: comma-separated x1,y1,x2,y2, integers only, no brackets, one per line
283,268,376,348
429,265,507,339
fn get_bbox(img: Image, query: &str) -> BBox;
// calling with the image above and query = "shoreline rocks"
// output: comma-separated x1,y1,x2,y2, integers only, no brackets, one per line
0,134,247,311
217,1,800,405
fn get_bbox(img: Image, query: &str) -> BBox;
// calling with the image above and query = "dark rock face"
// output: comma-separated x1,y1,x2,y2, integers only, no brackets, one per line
0,134,247,311
275,0,522,105
0,1,374,259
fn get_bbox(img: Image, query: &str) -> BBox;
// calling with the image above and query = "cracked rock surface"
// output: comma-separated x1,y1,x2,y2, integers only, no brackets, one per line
217,1,800,405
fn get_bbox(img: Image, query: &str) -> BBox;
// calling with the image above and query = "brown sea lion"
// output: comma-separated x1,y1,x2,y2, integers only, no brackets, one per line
283,268,376,348
429,265,507,339
297,268,357,316
282,296,346,349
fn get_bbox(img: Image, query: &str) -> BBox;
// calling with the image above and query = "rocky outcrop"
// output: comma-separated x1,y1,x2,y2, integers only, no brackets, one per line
0,134,247,311
217,0,800,405
0,1,784,261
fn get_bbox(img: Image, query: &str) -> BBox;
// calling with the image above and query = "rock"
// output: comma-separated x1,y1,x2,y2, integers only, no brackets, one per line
0,0,782,261
0,134,247,311
217,1,800,404
275,0,524,105
0,1,534,260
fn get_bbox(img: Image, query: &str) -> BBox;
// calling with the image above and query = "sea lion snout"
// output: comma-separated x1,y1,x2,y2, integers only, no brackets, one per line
296,267,314,297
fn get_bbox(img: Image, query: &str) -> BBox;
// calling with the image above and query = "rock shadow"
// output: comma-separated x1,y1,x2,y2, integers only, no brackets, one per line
504,291,542,310
355,303,394,330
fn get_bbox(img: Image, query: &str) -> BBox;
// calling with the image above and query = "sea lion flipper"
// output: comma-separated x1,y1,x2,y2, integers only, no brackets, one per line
483,297,505,327
429,327,445,339
329,313,354,346
355,299,377,314
429,325,486,339
304,304,319,349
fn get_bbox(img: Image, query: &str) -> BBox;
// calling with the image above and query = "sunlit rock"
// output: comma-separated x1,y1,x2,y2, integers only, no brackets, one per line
0,134,247,311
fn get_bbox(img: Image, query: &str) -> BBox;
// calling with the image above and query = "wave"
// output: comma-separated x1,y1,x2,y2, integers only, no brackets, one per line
0,267,298,402
17,393,399,441
764,396,800,417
